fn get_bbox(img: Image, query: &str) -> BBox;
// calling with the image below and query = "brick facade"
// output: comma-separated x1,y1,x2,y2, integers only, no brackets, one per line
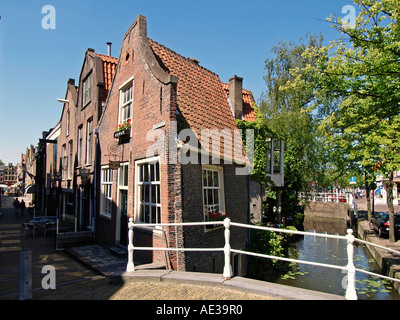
33,14,256,275
97,15,250,274
56,49,117,232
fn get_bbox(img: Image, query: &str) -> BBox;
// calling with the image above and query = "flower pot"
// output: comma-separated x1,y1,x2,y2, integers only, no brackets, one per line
114,128,131,138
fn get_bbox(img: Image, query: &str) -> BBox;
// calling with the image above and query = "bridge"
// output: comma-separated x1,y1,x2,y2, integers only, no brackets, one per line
124,218,400,300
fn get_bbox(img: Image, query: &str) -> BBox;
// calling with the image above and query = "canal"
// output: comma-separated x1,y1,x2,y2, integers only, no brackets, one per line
274,216,399,300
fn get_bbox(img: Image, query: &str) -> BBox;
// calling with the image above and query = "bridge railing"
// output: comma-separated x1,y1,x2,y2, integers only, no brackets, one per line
299,192,352,203
126,218,400,300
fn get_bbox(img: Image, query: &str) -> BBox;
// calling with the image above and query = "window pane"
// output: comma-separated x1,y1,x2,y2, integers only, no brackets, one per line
140,185,145,202
266,151,272,174
156,185,161,204
213,171,219,187
151,185,156,204
203,170,208,187
144,185,149,203
151,206,157,224
207,190,213,207
274,140,281,151
139,165,143,182
124,165,128,186
156,162,160,181
119,167,123,186
144,164,149,182
157,207,161,224
213,189,219,206
273,150,281,174
150,164,155,182
207,171,213,187
143,205,149,223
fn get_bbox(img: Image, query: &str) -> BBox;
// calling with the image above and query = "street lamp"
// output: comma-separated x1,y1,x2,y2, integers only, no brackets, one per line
273,206,282,226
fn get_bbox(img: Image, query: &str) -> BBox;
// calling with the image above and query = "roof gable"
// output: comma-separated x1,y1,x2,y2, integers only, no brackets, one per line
148,38,247,163
148,39,238,135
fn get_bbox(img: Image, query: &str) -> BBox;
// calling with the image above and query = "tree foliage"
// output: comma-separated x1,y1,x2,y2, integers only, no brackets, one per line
286,0,400,242
236,104,277,185
259,34,332,213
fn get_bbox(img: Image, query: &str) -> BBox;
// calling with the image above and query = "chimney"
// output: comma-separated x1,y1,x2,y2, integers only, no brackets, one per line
106,42,112,56
188,57,200,65
229,75,243,120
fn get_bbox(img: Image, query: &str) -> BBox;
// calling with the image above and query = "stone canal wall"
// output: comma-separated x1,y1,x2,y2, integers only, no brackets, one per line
302,201,351,220
357,220,400,295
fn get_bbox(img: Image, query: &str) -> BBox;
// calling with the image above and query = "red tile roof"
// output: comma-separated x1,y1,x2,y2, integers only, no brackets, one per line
148,38,247,162
94,53,118,100
222,83,257,122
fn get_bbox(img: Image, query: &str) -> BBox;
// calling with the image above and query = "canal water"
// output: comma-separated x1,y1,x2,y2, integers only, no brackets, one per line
274,216,399,300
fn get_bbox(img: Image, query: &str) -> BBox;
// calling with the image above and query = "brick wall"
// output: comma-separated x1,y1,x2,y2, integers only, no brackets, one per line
180,162,248,273
97,15,180,261
96,15,249,275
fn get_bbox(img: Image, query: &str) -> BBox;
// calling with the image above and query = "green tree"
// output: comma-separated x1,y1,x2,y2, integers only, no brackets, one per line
292,0,400,242
259,34,330,214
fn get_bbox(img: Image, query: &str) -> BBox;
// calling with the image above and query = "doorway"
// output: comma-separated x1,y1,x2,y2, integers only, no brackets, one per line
119,189,128,246
117,162,129,247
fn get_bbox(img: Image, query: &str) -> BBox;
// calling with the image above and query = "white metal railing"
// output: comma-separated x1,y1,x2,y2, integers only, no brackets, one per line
126,218,400,300
299,192,350,203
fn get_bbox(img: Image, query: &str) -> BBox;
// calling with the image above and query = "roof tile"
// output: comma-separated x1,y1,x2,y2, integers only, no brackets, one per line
148,38,246,162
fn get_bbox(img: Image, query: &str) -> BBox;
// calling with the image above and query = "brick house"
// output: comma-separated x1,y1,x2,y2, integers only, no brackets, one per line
57,78,79,224
96,15,256,275
43,122,60,216
55,48,117,237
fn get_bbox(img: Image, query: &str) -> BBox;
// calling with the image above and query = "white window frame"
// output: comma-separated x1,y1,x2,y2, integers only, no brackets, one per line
86,118,93,164
68,140,73,179
100,166,113,219
202,165,225,230
134,156,161,227
77,126,83,166
61,144,67,180
83,71,92,107
118,162,129,188
118,77,133,127
66,110,70,136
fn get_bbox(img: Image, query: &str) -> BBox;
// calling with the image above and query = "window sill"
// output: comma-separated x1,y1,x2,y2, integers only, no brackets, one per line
81,101,91,110
204,225,224,232
99,212,112,220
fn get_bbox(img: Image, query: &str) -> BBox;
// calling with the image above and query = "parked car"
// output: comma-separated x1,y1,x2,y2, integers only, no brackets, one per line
369,212,400,238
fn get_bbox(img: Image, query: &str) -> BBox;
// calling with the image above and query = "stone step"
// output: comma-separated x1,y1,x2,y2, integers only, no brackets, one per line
109,246,127,257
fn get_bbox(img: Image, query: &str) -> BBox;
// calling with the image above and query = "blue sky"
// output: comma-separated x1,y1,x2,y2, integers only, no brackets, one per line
0,0,352,165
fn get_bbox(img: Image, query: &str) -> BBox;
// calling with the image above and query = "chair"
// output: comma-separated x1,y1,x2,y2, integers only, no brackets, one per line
22,223,30,237
37,222,48,237
28,223,37,238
